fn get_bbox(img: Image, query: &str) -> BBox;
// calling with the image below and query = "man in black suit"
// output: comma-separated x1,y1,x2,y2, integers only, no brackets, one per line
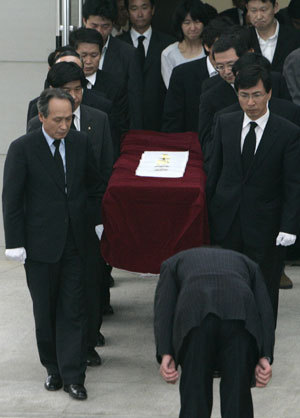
83,0,144,129
70,27,129,158
199,36,291,163
246,0,300,73
154,247,274,418
2,89,102,400
206,66,300,322
26,50,118,155
198,34,248,157
220,0,247,26
118,0,174,131
27,62,114,365
162,17,234,133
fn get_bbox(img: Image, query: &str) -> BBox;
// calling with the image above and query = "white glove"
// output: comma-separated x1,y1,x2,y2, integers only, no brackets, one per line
5,247,27,263
95,224,104,241
276,232,296,247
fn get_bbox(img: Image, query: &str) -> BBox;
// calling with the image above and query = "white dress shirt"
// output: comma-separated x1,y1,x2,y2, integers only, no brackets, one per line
73,106,81,131
206,56,218,77
130,26,152,56
99,36,110,70
86,72,97,89
256,20,279,64
241,108,270,153
42,126,66,172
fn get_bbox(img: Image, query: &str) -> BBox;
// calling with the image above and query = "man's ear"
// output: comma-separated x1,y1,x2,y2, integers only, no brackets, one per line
83,18,87,26
204,44,210,54
152,6,155,17
38,112,44,124
274,2,279,15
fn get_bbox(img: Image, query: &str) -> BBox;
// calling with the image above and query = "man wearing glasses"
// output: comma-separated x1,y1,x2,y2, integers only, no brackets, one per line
206,64,300,324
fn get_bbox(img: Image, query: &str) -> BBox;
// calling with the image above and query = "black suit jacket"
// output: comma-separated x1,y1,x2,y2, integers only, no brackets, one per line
89,69,130,147
163,57,209,132
206,112,300,247
219,7,246,25
27,104,113,203
199,76,292,158
154,247,275,365
118,29,174,131
2,128,101,263
215,97,300,129
250,24,300,73
26,90,123,161
102,35,144,129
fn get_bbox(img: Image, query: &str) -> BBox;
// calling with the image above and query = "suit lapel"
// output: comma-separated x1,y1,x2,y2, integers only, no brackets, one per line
234,113,244,175
144,32,156,73
80,105,92,134
271,26,284,70
65,132,77,195
34,130,66,193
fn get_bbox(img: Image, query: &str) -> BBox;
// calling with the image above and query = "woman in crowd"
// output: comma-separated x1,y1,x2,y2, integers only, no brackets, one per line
161,0,209,88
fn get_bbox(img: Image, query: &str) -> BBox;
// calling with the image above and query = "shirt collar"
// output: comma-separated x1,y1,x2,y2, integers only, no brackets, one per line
206,56,218,77
243,108,270,130
256,19,279,42
130,26,152,42
42,125,65,146
86,72,97,86
103,35,110,52
73,106,80,120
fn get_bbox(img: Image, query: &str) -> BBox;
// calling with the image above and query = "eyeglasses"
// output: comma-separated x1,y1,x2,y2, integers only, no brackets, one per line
238,92,267,100
215,62,235,72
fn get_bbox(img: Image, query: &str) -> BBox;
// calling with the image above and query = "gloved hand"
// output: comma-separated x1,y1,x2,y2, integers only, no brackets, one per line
5,247,27,263
95,224,104,241
276,232,296,247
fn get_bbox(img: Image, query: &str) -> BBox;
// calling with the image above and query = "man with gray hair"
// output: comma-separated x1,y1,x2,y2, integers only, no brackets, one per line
2,88,101,400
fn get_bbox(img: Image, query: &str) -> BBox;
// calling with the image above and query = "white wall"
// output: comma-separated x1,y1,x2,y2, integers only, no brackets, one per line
0,0,57,246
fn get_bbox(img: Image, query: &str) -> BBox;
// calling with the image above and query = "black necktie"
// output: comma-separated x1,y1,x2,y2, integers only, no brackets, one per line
242,122,257,173
137,35,146,67
70,114,76,130
53,140,65,188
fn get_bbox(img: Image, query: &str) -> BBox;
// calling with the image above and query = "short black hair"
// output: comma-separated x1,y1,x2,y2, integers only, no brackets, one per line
46,62,87,89
288,0,300,18
54,49,83,66
173,0,209,42
47,46,77,67
232,52,271,76
245,0,276,5
212,33,249,60
234,65,272,93
201,16,234,48
69,27,103,52
83,0,118,22
37,88,75,117
124,0,155,10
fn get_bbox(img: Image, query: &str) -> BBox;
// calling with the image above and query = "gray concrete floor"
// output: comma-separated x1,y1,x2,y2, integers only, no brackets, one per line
0,249,299,418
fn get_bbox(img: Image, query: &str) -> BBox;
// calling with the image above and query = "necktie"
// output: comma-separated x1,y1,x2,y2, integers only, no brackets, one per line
53,140,65,188
137,35,146,67
242,121,257,173
70,114,76,130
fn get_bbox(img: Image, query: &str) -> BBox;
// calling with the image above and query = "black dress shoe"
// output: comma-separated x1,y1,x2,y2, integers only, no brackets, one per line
87,347,102,367
44,374,63,391
96,331,105,347
103,304,114,315
64,384,87,400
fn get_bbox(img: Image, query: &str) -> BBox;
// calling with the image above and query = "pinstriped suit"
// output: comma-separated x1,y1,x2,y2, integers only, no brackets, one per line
154,247,275,418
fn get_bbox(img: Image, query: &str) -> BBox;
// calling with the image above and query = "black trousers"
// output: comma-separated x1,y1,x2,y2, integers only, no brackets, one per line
179,315,258,418
25,227,87,385
219,216,285,323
